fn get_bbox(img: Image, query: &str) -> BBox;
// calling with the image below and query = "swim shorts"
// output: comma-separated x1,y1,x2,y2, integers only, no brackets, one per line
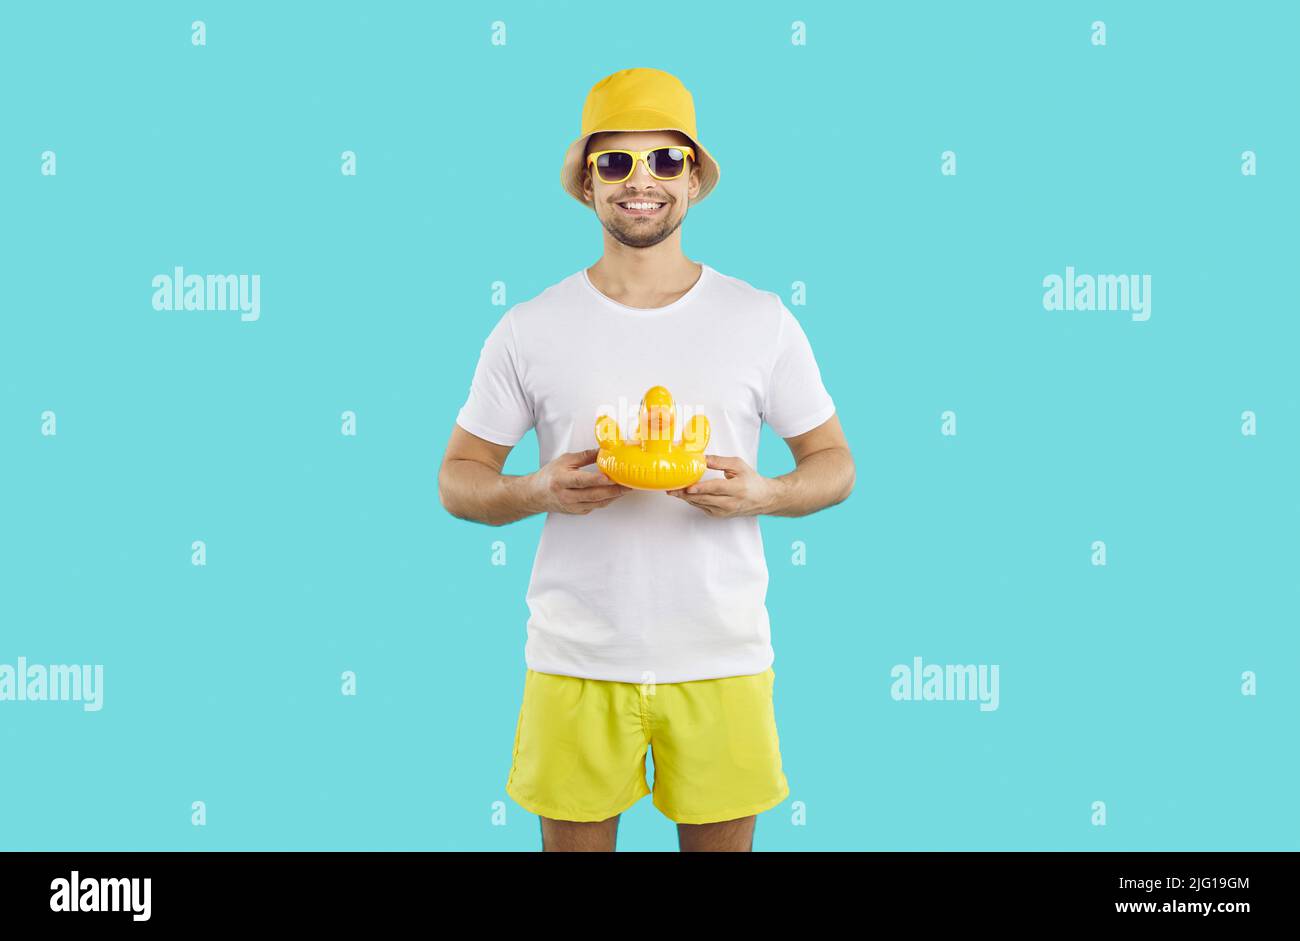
505,665,790,824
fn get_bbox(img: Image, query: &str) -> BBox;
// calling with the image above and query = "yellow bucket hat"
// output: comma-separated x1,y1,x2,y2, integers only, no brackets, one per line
561,67,721,207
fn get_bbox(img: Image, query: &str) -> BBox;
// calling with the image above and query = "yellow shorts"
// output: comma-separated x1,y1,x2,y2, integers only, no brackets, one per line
505,666,790,824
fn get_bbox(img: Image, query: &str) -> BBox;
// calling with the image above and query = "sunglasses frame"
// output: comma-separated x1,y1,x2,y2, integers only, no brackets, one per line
586,146,696,184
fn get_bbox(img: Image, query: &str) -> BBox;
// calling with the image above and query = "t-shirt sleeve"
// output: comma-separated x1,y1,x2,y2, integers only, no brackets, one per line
454,308,535,447
761,298,837,439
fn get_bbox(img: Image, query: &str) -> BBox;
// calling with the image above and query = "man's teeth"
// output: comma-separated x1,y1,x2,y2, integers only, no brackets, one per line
621,202,664,210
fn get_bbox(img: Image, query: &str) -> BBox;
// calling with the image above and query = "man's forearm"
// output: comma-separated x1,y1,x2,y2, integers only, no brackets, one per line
440,459,543,527
763,447,855,518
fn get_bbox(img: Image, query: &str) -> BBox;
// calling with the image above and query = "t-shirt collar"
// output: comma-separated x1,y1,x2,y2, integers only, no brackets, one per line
580,263,712,315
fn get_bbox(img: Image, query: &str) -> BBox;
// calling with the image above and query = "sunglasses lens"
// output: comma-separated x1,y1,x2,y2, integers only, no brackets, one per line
649,147,687,178
595,151,634,182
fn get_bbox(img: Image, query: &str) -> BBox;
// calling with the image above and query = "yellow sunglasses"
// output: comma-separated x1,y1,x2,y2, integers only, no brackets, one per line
586,146,695,184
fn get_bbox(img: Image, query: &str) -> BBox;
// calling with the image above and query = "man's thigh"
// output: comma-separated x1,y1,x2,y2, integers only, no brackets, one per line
677,815,756,852
541,814,621,852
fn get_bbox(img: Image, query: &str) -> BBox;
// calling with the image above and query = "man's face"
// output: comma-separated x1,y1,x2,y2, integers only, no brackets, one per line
582,131,701,248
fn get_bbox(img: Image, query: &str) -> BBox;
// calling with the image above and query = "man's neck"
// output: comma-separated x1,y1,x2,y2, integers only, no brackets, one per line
586,256,703,310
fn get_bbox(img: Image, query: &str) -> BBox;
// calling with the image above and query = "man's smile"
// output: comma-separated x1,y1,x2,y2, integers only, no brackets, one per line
615,200,667,217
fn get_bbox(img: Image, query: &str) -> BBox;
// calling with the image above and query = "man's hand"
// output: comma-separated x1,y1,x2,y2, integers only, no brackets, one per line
530,447,633,515
665,454,781,518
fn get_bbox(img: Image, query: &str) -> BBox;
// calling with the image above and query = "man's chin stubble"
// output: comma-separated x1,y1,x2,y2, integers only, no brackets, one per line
601,208,686,248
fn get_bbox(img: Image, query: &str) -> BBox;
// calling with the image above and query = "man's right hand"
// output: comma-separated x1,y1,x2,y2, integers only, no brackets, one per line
530,448,633,515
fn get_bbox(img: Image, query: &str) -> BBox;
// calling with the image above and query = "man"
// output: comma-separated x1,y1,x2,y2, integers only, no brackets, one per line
439,68,854,852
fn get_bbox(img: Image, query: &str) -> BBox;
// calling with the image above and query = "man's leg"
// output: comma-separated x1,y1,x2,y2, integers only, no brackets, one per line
676,814,755,852
540,813,621,852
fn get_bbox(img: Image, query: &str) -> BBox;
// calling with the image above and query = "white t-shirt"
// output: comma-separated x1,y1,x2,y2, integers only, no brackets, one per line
455,262,836,683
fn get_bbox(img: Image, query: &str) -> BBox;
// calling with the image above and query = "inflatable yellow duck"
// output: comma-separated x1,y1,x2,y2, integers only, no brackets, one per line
595,386,710,491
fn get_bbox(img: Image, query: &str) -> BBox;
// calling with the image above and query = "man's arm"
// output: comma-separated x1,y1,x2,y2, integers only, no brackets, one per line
438,424,544,527
666,414,854,519
439,424,634,526
763,413,855,517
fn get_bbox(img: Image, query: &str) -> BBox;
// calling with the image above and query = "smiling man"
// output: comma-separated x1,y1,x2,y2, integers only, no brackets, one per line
438,67,855,852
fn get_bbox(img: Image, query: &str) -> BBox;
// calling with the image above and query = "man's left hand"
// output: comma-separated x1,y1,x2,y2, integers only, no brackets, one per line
665,455,781,518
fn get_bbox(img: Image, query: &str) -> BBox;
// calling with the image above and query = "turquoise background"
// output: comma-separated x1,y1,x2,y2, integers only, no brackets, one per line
1,1,1296,851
